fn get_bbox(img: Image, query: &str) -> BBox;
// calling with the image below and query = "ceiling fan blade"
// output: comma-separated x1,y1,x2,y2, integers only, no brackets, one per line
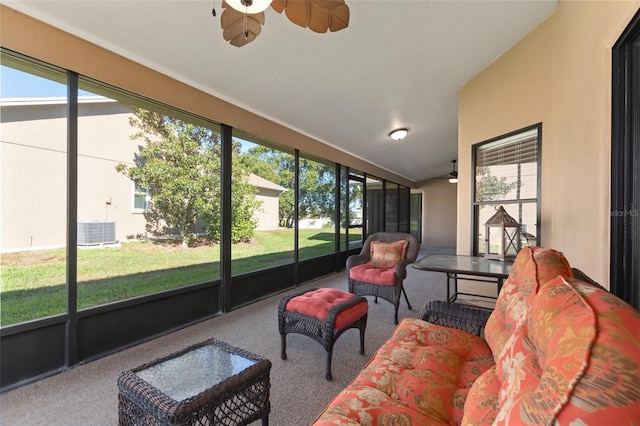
272,0,349,34
221,1,266,47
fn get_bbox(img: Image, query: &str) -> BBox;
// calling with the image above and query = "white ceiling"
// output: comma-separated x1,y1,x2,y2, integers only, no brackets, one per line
4,0,557,183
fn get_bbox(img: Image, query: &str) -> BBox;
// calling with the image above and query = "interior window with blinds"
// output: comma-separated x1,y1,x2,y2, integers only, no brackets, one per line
473,124,541,255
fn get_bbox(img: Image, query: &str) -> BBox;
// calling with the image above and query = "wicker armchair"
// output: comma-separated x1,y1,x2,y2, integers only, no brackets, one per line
347,232,421,324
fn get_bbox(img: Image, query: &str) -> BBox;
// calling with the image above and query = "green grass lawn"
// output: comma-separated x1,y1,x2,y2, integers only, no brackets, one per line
1,228,362,326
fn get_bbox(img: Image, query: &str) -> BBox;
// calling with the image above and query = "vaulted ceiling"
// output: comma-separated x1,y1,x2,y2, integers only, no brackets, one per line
4,0,557,183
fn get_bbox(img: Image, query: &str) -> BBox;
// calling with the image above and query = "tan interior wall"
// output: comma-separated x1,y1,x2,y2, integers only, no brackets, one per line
415,179,457,248
0,6,412,188
458,0,640,287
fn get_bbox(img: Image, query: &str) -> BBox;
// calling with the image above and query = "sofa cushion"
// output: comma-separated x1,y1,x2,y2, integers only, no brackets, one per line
463,247,574,425
484,247,573,364
464,274,640,425
538,277,640,424
369,240,408,268
349,263,405,285
313,318,495,425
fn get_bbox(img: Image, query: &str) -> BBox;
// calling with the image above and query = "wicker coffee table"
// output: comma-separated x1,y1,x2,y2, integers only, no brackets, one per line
117,338,271,426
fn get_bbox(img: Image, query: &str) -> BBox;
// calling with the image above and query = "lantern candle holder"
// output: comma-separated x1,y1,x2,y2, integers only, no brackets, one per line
484,206,521,261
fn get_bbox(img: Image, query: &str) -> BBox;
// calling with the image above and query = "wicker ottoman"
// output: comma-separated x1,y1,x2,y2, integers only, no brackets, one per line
278,288,368,380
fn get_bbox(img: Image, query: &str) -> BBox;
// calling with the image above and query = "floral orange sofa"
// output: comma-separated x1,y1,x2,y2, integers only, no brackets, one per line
312,247,640,425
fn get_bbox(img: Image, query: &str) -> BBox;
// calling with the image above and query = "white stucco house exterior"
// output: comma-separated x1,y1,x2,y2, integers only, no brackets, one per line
1,96,285,252
247,173,286,230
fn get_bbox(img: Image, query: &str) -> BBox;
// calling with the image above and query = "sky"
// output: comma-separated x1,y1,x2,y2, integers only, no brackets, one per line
1,64,256,151
1,65,91,98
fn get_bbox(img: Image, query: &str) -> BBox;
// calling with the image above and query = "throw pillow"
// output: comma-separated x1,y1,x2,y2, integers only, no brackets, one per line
370,240,408,268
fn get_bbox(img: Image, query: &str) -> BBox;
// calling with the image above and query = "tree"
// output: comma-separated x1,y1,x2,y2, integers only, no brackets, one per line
116,108,259,246
475,166,518,202
238,147,335,228
297,157,335,224
238,147,295,227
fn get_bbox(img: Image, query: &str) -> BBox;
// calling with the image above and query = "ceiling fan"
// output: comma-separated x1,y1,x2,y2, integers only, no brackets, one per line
215,0,350,47
448,160,458,183
434,160,459,183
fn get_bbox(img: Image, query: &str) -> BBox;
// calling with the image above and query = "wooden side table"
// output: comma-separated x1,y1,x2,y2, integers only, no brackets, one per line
117,338,271,425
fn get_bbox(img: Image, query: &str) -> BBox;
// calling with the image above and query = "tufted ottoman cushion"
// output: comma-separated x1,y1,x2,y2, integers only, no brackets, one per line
279,288,368,380
313,318,495,425
285,288,368,329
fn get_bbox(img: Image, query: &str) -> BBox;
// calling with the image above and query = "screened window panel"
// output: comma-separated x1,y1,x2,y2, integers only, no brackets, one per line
231,133,295,274
298,154,336,260
348,173,364,249
410,193,422,241
398,186,410,233
0,58,68,326
76,80,223,309
385,182,399,232
366,176,384,235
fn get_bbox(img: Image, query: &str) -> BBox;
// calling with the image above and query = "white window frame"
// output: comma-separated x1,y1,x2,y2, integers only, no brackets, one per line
132,181,149,213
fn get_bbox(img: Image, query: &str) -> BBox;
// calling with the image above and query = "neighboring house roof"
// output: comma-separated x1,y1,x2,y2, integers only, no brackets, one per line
0,96,115,106
248,174,286,193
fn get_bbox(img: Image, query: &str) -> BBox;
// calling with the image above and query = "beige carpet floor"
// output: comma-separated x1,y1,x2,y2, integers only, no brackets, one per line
1,246,453,426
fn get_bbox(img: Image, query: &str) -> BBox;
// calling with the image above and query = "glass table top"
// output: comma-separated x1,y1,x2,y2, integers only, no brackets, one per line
413,254,512,277
135,344,256,401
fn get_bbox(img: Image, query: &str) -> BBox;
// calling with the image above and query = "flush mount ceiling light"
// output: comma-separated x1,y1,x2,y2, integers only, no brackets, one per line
389,128,408,141
215,0,350,47
448,160,458,183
